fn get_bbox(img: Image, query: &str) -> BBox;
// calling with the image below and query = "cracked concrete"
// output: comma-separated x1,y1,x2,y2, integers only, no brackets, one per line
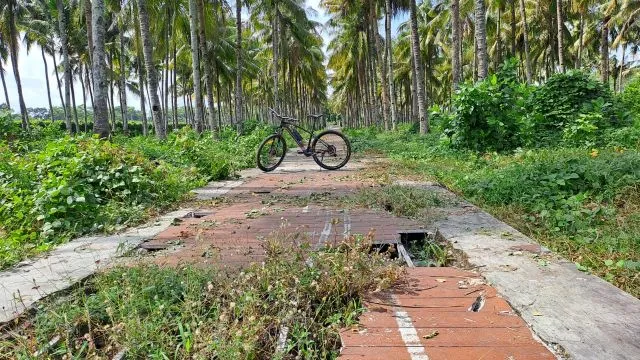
414,185,640,360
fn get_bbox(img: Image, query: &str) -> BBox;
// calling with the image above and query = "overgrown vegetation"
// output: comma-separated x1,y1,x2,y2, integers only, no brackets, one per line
0,234,402,359
444,62,631,152
346,87,640,297
0,112,270,269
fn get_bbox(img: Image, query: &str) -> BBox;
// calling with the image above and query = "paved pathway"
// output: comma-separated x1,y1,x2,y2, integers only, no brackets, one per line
2,149,638,359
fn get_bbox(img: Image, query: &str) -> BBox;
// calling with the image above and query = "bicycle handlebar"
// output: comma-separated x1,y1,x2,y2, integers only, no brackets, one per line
268,107,298,122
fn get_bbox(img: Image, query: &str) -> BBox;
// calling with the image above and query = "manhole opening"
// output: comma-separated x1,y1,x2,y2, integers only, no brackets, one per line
183,211,214,219
399,230,450,267
369,243,399,260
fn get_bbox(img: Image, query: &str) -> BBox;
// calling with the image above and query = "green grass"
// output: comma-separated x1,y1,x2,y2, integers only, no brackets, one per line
1,234,401,359
346,126,640,297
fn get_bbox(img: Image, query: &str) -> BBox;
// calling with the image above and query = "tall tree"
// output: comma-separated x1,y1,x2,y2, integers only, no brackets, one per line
556,0,564,72
235,0,243,133
2,0,29,128
519,0,532,83
188,0,204,133
56,0,73,133
408,0,428,134
137,0,165,139
92,0,110,138
474,0,488,80
384,0,397,130
601,15,610,84
451,0,461,88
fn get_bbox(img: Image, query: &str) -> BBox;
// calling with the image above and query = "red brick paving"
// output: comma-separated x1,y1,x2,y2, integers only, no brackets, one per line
340,267,555,360
137,158,555,359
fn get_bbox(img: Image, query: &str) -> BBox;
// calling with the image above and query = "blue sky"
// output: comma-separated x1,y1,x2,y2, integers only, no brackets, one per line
1,1,407,110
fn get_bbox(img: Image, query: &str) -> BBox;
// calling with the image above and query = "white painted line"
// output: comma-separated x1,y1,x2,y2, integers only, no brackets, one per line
392,295,429,360
342,210,351,238
318,212,333,245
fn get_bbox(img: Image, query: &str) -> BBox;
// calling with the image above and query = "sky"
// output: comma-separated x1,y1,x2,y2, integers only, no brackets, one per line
1,1,407,111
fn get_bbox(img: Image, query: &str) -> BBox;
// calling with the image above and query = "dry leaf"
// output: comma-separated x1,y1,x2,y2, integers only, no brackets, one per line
423,330,439,339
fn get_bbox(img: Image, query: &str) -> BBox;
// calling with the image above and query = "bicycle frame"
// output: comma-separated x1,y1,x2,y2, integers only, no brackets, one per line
277,120,315,152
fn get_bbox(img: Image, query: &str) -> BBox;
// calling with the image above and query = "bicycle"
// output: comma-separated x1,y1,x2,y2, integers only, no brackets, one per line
256,108,352,172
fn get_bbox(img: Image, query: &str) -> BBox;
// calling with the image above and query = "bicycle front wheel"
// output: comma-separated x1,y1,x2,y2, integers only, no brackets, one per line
312,130,351,170
257,134,287,172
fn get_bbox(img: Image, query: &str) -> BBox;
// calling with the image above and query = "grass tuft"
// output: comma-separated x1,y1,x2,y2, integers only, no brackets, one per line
1,233,402,359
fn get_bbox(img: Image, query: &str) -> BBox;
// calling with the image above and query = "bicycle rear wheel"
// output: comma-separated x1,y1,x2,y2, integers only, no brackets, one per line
311,130,351,170
257,134,287,172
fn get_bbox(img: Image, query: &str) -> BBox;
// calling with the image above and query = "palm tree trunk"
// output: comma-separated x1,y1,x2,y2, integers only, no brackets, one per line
409,0,428,134
52,53,66,116
85,62,94,108
79,64,88,132
577,12,584,68
371,4,389,130
188,0,204,133
85,0,93,63
452,0,462,88
41,47,55,122
119,27,129,134
235,0,243,133
91,0,110,138
197,0,216,132
172,40,178,128
385,0,397,130
57,0,73,133
71,73,79,131
618,43,626,93
556,0,564,72
138,65,148,136
510,0,516,56
138,0,166,139
108,54,116,128
272,9,279,111
1,66,10,109
600,16,610,85
496,4,502,70
475,0,488,80
519,0,533,83
8,0,29,129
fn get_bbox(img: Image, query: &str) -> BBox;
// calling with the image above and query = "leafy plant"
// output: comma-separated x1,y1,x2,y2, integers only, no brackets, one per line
620,74,640,124
445,59,527,152
525,70,627,146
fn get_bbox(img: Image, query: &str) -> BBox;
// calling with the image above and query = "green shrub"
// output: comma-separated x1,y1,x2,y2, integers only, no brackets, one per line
620,75,640,124
0,136,202,268
445,59,527,152
525,71,627,146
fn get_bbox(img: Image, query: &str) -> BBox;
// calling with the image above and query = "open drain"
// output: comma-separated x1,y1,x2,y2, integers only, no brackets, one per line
183,211,214,219
398,230,450,267
369,243,399,260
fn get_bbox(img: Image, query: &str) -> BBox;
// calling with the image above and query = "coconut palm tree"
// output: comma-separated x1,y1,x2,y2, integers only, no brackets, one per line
0,40,9,108
475,0,488,80
452,0,462,88
92,0,110,138
408,0,428,133
137,0,165,139
0,0,30,128
56,0,73,132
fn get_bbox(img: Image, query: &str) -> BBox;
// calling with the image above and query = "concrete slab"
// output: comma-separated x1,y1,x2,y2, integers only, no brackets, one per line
0,209,192,324
419,185,640,360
